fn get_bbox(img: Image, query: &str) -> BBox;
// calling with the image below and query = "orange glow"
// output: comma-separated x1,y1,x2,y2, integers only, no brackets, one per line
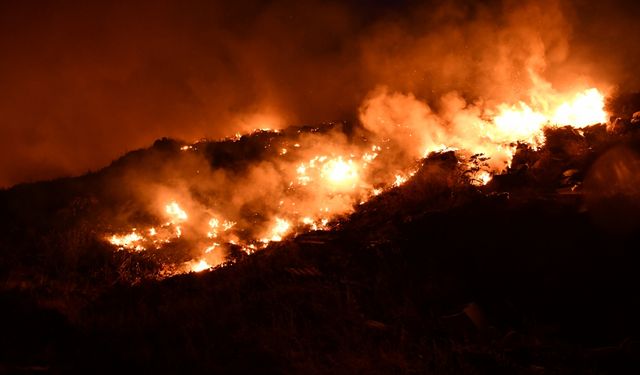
107,230,144,251
301,216,330,231
493,88,607,146
261,217,291,243
102,83,611,279
551,88,608,127
321,157,359,189
359,86,609,174
393,174,408,187
222,221,236,231
190,259,212,273
493,102,547,144
165,201,188,222
470,170,493,186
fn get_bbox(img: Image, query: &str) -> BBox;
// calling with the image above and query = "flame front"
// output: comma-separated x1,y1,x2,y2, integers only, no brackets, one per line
550,88,608,128
103,76,609,278
493,88,607,145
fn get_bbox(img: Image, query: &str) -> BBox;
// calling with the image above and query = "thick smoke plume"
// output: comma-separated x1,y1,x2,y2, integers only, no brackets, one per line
1,0,638,187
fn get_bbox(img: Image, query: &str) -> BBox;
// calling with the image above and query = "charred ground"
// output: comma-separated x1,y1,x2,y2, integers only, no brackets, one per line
1,106,640,373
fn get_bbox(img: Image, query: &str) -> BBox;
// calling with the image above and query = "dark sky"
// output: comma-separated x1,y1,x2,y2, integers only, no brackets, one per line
1,0,638,187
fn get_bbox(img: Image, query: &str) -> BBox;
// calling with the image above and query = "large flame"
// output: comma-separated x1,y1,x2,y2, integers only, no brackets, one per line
493,87,607,144
550,88,608,127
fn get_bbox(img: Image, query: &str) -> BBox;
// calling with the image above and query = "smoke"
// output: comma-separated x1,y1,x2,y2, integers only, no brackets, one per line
1,0,638,187
357,0,636,172
96,124,392,272
0,0,364,187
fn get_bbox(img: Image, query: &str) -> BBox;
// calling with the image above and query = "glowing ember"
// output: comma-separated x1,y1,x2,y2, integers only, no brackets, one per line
494,103,547,144
204,243,220,253
208,218,219,238
470,170,493,186
222,221,236,231
107,231,144,251
393,174,408,187
301,217,330,231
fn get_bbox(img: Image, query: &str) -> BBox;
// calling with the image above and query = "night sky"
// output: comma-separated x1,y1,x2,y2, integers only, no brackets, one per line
1,0,638,187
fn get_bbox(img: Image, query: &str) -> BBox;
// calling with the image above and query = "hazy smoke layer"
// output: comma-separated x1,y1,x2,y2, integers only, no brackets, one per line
0,0,638,187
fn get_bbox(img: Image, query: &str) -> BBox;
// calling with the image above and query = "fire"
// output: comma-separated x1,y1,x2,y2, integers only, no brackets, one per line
207,217,235,238
551,88,608,128
393,174,407,187
301,217,330,231
493,88,607,146
222,221,236,231
108,231,144,251
470,170,493,186
207,218,219,238
493,103,548,145
102,83,610,279
190,259,212,273
321,157,359,189
265,217,291,242
165,201,188,222
205,243,220,253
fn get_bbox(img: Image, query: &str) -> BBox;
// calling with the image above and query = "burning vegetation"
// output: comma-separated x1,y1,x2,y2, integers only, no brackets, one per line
1,0,640,373
100,75,609,275
3,100,640,372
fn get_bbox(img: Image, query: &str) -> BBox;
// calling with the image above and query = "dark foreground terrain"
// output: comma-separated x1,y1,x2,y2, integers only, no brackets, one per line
2,113,640,373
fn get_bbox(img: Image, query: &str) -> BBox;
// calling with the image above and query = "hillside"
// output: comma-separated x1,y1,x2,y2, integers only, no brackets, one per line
1,115,640,373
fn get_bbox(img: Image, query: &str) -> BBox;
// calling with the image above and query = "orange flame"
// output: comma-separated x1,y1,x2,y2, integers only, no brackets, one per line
321,157,359,189
165,201,188,223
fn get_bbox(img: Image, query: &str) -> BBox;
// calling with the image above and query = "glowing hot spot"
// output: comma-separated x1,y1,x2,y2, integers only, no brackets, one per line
494,103,547,144
265,217,291,242
322,157,359,188
166,201,188,223
190,259,212,273
551,88,607,127
492,88,607,145
470,170,493,186
108,231,144,251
